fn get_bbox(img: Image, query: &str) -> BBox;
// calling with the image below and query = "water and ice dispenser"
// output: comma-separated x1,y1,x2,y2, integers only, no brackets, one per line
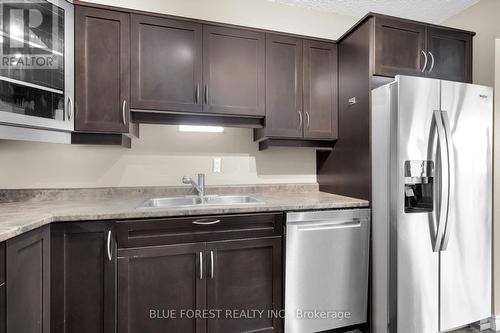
404,160,434,213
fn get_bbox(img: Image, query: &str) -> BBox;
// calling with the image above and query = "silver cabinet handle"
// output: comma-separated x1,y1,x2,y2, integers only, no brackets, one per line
106,230,112,261
432,110,450,252
298,111,303,130
210,250,214,279
67,96,73,121
122,100,127,125
204,84,208,104
421,50,428,72
199,252,203,280
305,111,311,129
440,110,454,251
192,219,221,225
195,84,200,104
428,51,435,73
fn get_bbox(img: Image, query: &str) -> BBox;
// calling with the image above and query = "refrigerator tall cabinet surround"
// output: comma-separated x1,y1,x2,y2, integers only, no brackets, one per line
371,75,492,333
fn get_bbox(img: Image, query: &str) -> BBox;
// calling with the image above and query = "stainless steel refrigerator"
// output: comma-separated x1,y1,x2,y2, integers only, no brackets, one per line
371,75,492,333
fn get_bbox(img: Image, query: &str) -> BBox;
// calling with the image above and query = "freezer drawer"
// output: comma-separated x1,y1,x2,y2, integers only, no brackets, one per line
285,208,370,333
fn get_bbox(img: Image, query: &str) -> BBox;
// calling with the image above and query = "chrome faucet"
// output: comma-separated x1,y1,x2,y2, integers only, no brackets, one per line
182,173,205,198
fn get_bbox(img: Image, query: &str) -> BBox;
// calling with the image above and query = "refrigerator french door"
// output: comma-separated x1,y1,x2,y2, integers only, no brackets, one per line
371,75,492,333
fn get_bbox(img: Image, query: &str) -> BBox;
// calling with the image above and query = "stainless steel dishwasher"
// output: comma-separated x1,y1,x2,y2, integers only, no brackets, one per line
285,208,370,333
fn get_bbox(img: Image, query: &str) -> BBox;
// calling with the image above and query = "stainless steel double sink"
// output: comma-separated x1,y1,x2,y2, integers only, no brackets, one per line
139,195,263,208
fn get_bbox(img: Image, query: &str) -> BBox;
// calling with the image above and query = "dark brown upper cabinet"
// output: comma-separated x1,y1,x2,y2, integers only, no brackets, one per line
130,15,203,112
373,15,473,82
75,6,130,133
6,226,51,333
51,222,116,333
303,40,338,139
263,35,303,138
374,16,427,77
203,26,266,116
317,13,474,201
426,27,472,83
256,35,337,144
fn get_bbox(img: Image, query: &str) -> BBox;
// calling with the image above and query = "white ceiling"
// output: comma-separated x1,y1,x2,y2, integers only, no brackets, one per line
267,0,480,24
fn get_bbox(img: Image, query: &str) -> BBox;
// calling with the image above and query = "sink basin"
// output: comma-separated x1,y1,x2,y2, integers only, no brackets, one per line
139,195,263,208
203,195,262,205
141,196,203,208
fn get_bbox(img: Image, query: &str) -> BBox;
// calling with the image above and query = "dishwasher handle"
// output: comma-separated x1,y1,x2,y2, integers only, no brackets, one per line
296,219,361,231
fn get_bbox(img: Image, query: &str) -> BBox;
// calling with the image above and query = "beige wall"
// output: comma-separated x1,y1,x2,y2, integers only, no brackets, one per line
0,125,317,188
444,0,500,317
81,0,356,40
444,0,500,86
0,0,357,189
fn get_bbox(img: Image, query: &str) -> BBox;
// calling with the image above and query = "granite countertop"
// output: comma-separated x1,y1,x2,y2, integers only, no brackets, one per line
0,184,369,242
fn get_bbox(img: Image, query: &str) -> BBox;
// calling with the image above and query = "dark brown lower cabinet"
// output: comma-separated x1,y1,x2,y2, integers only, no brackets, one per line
50,222,116,333
118,243,207,333
117,237,282,333
206,237,282,333
6,226,51,333
0,242,4,333
0,283,4,333
2,214,283,333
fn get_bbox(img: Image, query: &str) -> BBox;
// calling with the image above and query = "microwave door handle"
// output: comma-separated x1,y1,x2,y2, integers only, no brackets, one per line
67,96,73,121
432,110,450,252
440,110,454,251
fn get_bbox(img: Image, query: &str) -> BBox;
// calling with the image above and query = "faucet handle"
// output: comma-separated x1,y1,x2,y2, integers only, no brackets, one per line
182,176,192,184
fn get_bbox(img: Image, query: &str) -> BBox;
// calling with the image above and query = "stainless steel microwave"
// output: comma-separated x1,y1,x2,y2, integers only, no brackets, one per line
0,0,74,134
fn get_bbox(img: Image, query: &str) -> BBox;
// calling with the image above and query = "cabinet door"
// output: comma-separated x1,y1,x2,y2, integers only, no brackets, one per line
426,27,472,83
264,34,303,138
0,283,4,333
303,40,338,139
6,226,50,333
203,26,265,116
206,237,282,333
374,16,427,77
0,242,4,333
131,15,203,112
118,243,206,333
75,6,130,133
51,222,115,333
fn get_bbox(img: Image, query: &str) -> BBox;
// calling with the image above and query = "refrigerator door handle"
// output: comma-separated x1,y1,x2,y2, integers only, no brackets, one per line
440,110,454,251
433,110,450,252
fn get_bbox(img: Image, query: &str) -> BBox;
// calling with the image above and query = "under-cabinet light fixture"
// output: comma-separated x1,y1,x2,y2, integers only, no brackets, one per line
178,125,224,133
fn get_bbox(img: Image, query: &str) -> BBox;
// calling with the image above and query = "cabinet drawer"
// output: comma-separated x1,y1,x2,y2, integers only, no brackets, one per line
0,242,4,284
116,212,283,247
